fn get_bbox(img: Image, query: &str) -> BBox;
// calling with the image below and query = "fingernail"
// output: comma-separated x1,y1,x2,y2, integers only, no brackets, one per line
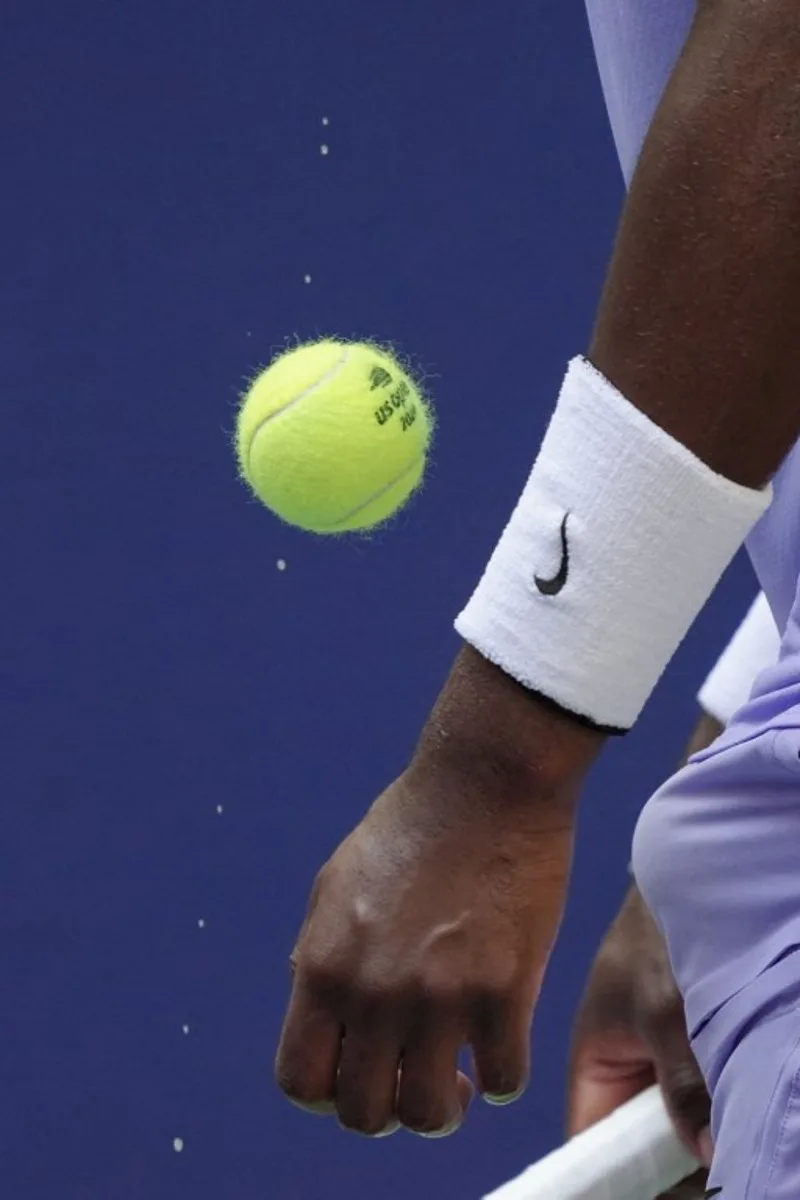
482,1088,525,1108
372,1120,401,1139
698,1125,713,1168
418,1123,460,1139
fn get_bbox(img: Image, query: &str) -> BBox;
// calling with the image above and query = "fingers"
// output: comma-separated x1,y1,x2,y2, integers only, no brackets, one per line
277,972,477,1138
567,988,654,1136
569,1007,712,1168
278,878,535,1138
641,1005,711,1164
335,1031,401,1136
396,1025,473,1136
653,1053,712,1166
277,973,513,1138
337,1051,474,1139
275,985,341,1114
565,886,711,1175
471,993,531,1105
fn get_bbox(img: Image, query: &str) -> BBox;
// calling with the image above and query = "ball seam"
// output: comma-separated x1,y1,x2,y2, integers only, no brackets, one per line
318,455,423,532
243,345,351,464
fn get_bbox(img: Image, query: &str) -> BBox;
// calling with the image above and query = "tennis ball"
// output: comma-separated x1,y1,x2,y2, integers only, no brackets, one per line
235,339,432,534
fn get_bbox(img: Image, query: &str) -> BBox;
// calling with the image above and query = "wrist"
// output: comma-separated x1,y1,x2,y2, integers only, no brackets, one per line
411,645,605,814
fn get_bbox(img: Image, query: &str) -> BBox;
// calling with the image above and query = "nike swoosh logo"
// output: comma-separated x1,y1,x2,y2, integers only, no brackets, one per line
533,513,570,596
705,1189,722,1198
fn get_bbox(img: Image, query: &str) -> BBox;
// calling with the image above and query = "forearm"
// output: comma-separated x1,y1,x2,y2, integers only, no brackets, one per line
421,4,800,794
592,0,800,488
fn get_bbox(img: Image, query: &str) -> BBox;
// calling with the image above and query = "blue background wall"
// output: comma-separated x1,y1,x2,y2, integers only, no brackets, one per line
2,2,756,1197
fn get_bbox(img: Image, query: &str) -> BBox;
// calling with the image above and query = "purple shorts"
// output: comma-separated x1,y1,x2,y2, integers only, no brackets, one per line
634,714,800,1197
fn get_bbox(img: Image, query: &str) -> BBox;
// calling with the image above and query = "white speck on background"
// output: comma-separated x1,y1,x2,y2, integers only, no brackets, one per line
303,274,312,285
182,1024,190,1035
277,559,287,571
245,330,252,338
320,144,329,156
322,116,330,126
216,803,224,814
173,1138,184,1153
197,918,205,928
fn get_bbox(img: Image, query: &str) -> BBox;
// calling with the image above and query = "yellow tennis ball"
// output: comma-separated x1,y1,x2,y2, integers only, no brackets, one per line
235,339,432,534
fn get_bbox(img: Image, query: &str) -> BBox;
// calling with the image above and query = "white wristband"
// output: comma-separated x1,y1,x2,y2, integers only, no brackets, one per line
455,358,772,731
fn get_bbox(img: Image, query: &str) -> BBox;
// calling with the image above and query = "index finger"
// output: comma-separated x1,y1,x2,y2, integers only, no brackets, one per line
275,982,341,1114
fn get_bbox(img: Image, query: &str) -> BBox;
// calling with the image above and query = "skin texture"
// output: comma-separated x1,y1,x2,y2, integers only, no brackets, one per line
591,0,800,489
569,887,710,1200
568,714,724,1199
277,0,800,1139
277,652,603,1135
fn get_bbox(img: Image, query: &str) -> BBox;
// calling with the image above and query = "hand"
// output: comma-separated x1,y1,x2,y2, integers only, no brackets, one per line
276,647,603,1137
568,886,712,1199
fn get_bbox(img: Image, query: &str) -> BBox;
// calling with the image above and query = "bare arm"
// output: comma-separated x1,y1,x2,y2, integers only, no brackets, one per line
416,0,800,793
592,0,800,489
278,2,800,1137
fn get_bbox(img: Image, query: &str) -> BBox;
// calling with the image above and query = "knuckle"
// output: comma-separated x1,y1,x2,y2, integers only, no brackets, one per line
300,949,348,998
471,977,516,1018
664,1068,709,1124
342,978,404,1026
417,976,464,1012
638,982,683,1036
356,974,403,1008
303,967,343,1003
372,969,467,1017
475,971,511,1001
